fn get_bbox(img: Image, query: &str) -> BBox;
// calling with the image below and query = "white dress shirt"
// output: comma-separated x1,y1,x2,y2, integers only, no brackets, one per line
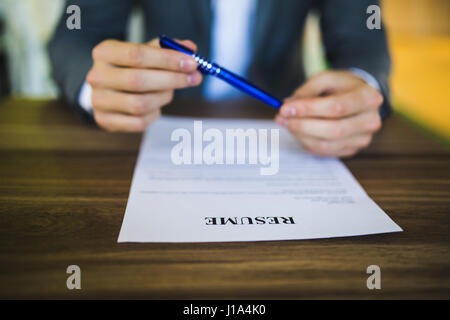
203,0,257,100
78,0,380,112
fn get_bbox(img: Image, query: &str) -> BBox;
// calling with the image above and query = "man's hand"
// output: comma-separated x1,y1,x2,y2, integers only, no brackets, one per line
86,38,202,132
275,70,383,157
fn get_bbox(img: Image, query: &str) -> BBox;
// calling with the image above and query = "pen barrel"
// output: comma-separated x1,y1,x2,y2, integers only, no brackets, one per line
159,35,282,109
159,35,194,55
216,68,282,109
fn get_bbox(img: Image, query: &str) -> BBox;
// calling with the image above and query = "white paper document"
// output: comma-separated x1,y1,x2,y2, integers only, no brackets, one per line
118,116,402,243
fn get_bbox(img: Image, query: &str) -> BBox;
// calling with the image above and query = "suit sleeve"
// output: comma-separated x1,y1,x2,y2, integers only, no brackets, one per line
48,0,132,122
318,0,392,119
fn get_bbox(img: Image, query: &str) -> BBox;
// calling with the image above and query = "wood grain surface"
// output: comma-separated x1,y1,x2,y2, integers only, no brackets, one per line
0,98,449,299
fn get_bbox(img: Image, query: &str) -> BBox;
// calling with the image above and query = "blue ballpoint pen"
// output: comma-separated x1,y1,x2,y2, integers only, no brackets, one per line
159,35,282,109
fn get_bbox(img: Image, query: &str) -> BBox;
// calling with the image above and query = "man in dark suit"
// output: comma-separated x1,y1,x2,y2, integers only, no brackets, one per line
49,0,391,157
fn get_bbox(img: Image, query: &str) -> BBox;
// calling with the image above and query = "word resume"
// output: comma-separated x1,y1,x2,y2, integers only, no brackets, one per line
118,116,402,243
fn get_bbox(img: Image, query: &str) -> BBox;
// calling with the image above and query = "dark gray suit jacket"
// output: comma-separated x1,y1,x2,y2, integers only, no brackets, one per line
49,0,391,121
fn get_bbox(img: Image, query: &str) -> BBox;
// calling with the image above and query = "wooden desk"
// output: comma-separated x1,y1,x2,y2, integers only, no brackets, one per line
0,98,449,299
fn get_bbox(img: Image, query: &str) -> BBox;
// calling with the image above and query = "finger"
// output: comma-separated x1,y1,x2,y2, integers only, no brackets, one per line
274,114,288,127
147,38,159,47
92,39,198,72
297,134,373,157
93,109,161,132
285,110,382,140
281,85,383,119
337,148,360,158
92,88,173,115
87,64,202,92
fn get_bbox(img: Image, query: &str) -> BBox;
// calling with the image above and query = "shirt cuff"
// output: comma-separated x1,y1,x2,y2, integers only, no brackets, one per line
78,81,93,113
349,67,381,92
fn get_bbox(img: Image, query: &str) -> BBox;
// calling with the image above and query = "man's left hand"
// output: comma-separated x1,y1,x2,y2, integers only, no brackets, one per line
275,70,384,157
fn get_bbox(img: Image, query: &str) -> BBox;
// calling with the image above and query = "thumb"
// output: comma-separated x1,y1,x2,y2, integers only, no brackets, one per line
177,39,198,52
289,70,366,101
147,37,198,52
289,71,336,100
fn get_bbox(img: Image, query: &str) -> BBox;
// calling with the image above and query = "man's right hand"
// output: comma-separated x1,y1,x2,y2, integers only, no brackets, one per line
86,38,202,132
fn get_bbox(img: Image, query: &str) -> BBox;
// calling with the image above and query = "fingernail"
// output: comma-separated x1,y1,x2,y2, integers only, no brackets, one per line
180,58,196,71
283,96,295,103
281,106,296,117
188,72,201,85
276,117,287,127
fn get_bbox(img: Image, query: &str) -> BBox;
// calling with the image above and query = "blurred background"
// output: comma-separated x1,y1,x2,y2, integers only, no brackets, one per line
0,0,449,140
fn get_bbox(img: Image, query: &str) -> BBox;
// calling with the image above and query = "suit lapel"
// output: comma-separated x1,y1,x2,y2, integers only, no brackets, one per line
189,0,213,44
251,0,278,59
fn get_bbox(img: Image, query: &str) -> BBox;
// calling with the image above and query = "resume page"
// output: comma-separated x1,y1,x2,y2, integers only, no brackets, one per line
118,116,402,243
